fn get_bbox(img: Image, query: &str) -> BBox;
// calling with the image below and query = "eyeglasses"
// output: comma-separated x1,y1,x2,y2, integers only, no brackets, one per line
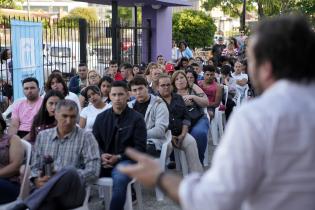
159,84,171,88
89,75,98,79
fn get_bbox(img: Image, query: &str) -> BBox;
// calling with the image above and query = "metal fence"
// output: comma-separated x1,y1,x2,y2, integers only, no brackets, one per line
0,16,151,84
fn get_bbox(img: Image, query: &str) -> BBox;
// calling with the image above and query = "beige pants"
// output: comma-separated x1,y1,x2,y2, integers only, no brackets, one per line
168,133,203,173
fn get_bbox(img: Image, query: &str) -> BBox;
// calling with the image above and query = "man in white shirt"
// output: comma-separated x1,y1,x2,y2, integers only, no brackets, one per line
232,60,249,104
118,15,315,210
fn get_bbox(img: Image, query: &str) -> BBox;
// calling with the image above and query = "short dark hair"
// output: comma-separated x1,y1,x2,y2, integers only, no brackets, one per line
111,81,128,91
221,65,233,76
120,63,133,70
78,63,87,68
191,63,199,67
98,76,113,88
109,60,118,65
128,76,148,89
157,54,164,59
22,77,39,87
203,65,216,73
253,15,315,82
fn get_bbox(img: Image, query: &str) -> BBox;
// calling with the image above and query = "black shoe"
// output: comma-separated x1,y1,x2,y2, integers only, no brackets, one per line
9,202,28,210
131,184,137,205
167,161,176,169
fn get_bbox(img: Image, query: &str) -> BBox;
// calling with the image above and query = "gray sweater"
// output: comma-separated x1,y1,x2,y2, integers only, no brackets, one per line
129,94,169,150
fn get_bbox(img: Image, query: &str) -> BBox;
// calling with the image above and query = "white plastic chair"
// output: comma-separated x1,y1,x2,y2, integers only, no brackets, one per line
71,186,91,210
95,178,143,210
0,139,32,210
155,130,172,201
174,148,189,176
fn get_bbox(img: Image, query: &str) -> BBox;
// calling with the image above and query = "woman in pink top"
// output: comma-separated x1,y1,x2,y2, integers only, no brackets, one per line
198,65,222,118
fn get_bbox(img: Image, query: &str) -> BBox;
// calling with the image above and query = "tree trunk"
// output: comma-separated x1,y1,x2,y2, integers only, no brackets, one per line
258,1,265,20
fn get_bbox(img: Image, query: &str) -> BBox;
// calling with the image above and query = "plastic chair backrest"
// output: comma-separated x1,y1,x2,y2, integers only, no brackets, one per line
19,139,32,200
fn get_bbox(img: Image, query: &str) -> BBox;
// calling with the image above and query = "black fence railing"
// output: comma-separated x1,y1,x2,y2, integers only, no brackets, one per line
0,16,151,83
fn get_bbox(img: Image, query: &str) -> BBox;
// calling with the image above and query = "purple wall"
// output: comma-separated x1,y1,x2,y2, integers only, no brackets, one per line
142,5,172,63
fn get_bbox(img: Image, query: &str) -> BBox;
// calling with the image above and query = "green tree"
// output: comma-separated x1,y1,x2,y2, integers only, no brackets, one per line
172,9,216,49
62,7,98,23
0,0,22,9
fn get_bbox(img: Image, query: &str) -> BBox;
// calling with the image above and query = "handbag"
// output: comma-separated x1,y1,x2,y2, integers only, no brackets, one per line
187,105,204,127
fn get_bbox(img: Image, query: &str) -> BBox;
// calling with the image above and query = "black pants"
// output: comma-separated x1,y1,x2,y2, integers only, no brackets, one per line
24,167,86,210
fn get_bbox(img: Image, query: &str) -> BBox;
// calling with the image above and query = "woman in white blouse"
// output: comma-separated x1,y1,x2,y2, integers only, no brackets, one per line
79,85,110,132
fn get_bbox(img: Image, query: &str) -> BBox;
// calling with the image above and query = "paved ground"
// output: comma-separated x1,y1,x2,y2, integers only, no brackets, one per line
89,143,217,210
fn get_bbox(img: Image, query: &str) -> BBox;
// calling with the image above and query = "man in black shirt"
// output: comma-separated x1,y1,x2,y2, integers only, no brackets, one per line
93,81,147,210
212,37,226,66
157,74,203,173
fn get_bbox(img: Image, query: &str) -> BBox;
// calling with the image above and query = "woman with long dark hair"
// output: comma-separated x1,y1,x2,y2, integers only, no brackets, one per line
28,90,64,143
45,73,81,112
98,76,113,104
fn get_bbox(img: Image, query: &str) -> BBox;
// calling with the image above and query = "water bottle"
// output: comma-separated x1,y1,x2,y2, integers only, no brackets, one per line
43,155,54,176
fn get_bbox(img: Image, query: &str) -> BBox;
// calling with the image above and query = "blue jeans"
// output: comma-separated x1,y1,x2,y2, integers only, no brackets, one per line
190,116,210,164
0,178,20,204
109,160,133,210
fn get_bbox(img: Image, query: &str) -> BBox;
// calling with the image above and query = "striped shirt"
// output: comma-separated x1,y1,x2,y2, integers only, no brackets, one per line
30,126,100,184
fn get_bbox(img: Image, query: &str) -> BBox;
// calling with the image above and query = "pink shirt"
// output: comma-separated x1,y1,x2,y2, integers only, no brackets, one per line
12,97,43,132
198,80,218,103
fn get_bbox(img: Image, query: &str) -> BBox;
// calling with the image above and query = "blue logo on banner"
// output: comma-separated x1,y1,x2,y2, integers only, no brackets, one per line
11,20,44,100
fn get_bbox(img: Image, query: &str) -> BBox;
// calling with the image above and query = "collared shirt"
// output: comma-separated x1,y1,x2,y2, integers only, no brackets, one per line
179,80,315,210
30,126,100,184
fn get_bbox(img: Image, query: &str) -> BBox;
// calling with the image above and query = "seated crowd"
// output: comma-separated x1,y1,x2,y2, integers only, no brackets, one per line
0,41,251,209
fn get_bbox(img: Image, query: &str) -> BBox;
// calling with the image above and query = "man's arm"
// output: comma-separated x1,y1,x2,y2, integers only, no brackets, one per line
77,132,101,183
8,102,20,135
120,109,265,210
118,148,182,204
236,78,248,86
8,118,19,136
132,116,147,153
147,102,169,140
92,114,105,154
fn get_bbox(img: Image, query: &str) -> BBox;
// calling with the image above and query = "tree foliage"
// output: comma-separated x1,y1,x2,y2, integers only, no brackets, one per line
203,0,315,22
172,9,216,49
0,0,23,9
62,7,98,23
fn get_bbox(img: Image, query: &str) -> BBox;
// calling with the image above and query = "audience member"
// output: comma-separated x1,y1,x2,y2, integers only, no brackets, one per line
80,85,110,132
8,77,43,138
120,63,134,83
68,63,88,95
177,41,193,59
191,62,204,81
172,71,209,163
106,60,123,81
28,90,65,143
98,76,113,104
129,76,169,157
0,115,23,204
232,60,249,103
79,70,101,108
93,81,146,210
186,69,198,87
157,74,203,173
12,100,100,210
198,65,223,117
45,73,81,112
